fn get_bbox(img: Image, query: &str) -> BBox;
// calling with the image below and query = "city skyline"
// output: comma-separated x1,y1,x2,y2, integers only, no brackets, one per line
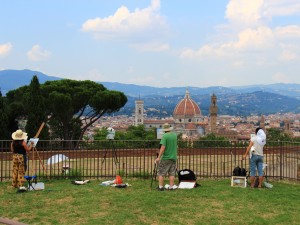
1,0,300,88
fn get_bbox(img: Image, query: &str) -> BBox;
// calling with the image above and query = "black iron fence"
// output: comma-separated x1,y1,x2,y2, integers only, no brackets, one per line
1,140,299,181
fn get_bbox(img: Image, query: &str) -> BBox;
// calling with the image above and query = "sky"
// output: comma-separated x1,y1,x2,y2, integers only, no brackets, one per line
1,0,300,88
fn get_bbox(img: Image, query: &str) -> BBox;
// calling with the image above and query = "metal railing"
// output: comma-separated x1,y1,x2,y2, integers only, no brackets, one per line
1,140,299,181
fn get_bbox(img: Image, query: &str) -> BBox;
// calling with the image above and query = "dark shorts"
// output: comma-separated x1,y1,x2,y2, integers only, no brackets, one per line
157,159,176,176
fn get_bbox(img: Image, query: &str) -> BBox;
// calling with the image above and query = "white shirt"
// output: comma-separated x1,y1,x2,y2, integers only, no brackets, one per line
250,136,264,156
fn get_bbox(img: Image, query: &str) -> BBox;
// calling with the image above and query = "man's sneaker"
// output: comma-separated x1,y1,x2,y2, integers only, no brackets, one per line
169,185,178,190
156,187,165,191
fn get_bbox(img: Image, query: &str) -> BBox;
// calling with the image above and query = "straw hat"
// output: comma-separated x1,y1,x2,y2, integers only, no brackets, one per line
163,123,173,132
11,129,28,140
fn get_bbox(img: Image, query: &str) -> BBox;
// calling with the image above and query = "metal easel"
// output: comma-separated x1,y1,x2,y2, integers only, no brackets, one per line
100,128,119,177
100,140,119,175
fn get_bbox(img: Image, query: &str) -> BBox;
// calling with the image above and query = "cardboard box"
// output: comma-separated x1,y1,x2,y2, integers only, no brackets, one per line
231,176,247,188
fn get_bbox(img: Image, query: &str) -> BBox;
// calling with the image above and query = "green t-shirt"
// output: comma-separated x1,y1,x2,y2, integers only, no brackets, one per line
160,132,177,160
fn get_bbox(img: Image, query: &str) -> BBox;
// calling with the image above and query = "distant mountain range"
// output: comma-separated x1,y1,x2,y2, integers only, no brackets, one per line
1,69,300,116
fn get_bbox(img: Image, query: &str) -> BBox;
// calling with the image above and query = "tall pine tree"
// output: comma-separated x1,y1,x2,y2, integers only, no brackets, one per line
25,76,49,139
0,90,9,139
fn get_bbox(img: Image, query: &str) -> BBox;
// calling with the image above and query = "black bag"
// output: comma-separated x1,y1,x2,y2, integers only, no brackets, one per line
178,169,200,187
233,166,241,176
233,166,247,177
240,168,247,176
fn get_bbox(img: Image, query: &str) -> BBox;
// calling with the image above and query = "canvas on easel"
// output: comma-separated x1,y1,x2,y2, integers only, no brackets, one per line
27,138,39,147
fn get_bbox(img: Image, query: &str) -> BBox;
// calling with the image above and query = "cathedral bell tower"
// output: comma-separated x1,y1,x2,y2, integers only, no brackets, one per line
260,115,265,131
209,94,218,133
134,99,144,126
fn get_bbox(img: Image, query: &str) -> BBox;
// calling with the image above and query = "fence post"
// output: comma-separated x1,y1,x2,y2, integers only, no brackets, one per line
297,163,300,181
279,141,283,180
297,151,300,181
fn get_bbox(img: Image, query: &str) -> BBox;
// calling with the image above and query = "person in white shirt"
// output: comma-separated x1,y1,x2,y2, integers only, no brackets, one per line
243,127,266,188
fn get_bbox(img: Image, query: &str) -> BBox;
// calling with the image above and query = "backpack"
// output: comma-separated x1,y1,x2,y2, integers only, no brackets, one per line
232,166,241,176
178,169,200,187
240,168,247,177
233,166,247,177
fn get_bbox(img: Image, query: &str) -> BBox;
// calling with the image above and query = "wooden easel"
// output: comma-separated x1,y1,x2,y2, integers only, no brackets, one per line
25,122,48,190
30,122,47,177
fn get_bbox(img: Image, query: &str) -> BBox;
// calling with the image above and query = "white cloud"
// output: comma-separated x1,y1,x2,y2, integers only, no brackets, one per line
0,42,12,57
27,45,51,61
181,0,300,66
232,26,274,50
226,0,265,27
81,0,167,39
278,44,300,61
226,0,300,27
274,25,300,39
180,45,225,59
180,26,274,59
264,0,300,17
129,41,169,52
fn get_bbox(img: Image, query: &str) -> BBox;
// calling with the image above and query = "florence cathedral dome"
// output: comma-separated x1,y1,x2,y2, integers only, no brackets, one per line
173,88,202,124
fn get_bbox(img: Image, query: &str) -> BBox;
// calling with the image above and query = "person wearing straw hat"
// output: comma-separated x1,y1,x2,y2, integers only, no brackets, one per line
155,123,178,191
243,127,266,188
11,129,34,190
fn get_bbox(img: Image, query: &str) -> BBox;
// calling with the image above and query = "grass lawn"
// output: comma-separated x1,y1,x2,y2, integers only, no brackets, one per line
0,178,299,225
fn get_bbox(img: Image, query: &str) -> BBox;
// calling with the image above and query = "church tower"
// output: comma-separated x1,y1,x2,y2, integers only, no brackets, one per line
260,115,265,131
134,99,144,126
284,118,293,137
284,119,291,131
209,94,218,133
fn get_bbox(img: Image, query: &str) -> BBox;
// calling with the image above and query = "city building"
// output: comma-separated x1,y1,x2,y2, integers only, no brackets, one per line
85,92,300,141
134,99,144,126
143,88,206,139
209,94,218,133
